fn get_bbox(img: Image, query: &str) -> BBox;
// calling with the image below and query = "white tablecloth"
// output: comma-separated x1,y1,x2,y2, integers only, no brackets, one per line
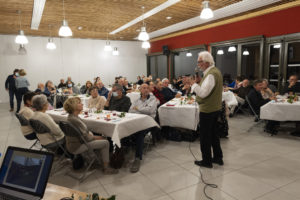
158,92,236,130
222,91,238,107
47,110,159,147
126,92,140,103
260,101,300,121
158,98,199,131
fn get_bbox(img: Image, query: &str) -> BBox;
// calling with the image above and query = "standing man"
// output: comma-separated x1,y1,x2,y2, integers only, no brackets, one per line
191,51,223,168
5,69,19,112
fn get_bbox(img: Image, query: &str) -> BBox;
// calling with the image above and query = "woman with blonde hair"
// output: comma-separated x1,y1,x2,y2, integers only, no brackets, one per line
15,69,30,113
63,97,118,174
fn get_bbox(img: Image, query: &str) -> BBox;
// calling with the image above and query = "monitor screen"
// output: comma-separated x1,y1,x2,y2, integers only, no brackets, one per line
0,147,53,197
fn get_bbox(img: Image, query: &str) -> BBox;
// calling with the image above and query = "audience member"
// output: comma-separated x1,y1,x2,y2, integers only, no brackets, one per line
63,97,118,174
261,79,274,99
5,69,19,112
44,80,57,96
128,84,158,172
31,94,65,147
104,84,131,112
229,79,251,116
152,81,166,105
80,80,93,94
282,75,300,95
162,78,181,101
136,76,143,85
19,92,37,140
227,76,242,89
35,83,45,94
66,76,74,86
88,86,106,110
95,80,109,98
132,83,139,92
57,79,66,88
15,69,30,113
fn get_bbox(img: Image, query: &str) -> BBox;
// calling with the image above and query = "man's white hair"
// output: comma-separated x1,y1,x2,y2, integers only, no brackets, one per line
162,78,169,82
198,51,215,66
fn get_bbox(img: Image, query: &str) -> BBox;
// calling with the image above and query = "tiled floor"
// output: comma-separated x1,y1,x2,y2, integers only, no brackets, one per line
1,103,300,200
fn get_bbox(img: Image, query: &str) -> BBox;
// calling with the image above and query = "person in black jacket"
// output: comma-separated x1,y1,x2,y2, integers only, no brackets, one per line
5,69,19,112
282,75,300,95
247,79,278,134
104,84,131,112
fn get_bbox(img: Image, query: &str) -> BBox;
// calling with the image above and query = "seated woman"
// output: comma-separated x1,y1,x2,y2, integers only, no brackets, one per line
63,80,74,94
19,92,37,140
63,97,118,174
44,80,57,96
261,79,274,99
31,94,65,147
88,86,106,111
80,81,93,94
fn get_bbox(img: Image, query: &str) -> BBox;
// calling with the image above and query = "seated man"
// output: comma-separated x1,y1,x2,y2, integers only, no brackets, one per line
282,75,300,95
88,86,106,111
247,80,277,133
227,76,243,90
161,78,181,101
95,80,109,98
128,83,158,173
104,84,131,112
180,76,192,96
57,79,66,89
31,94,65,148
229,79,251,115
261,79,275,100
19,92,37,140
152,81,166,106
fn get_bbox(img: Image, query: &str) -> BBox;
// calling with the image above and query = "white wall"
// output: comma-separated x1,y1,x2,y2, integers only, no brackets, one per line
0,35,147,103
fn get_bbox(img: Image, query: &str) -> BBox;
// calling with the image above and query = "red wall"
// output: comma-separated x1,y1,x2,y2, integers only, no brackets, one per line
150,6,300,53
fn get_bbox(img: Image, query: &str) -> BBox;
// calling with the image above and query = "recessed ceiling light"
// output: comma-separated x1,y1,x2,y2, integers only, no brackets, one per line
136,29,140,32
120,36,123,39
77,26,82,30
166,16,172,20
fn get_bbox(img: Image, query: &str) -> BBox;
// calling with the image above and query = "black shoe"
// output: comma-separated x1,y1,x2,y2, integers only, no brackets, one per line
265,129,278,135
194,160,212,168
212,158,224,166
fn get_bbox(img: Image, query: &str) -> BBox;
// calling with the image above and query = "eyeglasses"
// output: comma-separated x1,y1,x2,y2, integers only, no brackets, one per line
197,60,204,64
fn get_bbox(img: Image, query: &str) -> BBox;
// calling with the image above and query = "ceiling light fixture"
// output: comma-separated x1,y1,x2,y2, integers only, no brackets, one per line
104,33,112,51
58,0,72,37
15,10,28,45
273,44,281,49
243,49,249,55
77,26,82,30
217,50,224,55
166,16,172,20
200,1,213,19
186,51,192,57
138,7,150,41
46,25,56,50
112,47,119,56
228,46,236,52
142,41,150,49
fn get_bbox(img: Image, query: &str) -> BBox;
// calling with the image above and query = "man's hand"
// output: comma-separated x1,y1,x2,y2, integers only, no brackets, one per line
133,106,138,111
175,93,181,98
107,91,113,100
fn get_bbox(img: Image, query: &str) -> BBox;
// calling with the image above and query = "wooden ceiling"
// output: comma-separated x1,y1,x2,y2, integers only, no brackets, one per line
0,0,293,41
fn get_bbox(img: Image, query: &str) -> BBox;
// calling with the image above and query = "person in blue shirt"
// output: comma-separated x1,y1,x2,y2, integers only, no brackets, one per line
15,69,30,113
5,69,19,112
95,81,109,99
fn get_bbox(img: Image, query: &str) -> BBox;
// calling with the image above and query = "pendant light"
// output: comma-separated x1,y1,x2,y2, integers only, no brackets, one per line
243,49,249,56
142,41,150,49
59,0,72,37
186,51,192,57
46,25,56,50
200,1,213,20
273,44,281,49
217,50,224,55
112,47,119,56
138,7,149,41
228,46,236,52
15,10,28,45
104,33,112,51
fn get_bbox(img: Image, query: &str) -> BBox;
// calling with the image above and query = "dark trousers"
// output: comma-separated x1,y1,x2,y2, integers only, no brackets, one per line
16,87,28,113
9,89,16,109
199,111,223,164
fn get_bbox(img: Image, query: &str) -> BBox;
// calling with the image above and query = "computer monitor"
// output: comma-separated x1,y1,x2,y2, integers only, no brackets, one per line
0,146,54,198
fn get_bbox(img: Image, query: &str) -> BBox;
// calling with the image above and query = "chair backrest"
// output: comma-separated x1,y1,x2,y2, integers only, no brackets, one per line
59,121,85,144
29,119,51,134
245,96,260,120
15,113,29,126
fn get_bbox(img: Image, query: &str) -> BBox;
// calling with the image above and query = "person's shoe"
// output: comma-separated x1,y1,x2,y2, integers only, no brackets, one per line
9,109,14,112
212,158,224,166
130,158,141,173
194,160,212,168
